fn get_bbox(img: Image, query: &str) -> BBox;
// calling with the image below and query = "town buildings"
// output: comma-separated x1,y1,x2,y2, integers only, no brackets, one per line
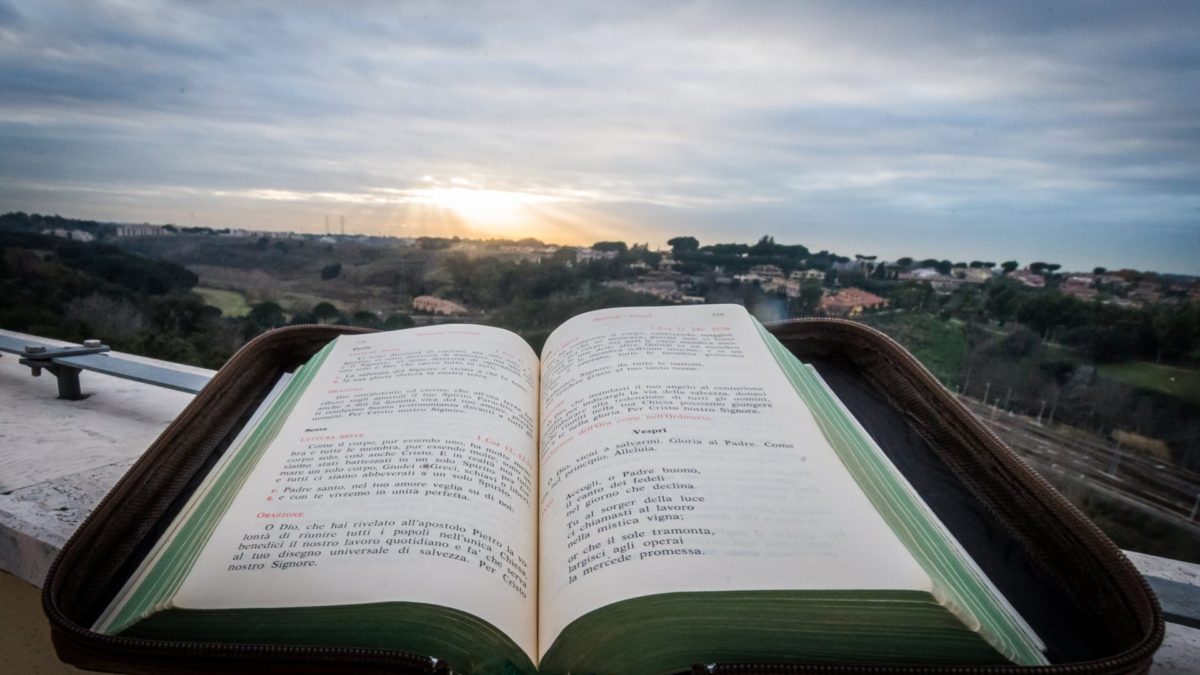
818,288,888,316
411,296,469,316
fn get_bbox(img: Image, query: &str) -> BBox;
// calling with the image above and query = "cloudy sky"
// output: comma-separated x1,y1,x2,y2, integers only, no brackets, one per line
0,1,1197,273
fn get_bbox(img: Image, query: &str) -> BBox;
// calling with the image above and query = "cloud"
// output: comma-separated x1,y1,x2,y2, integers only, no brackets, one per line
0,0,1196,271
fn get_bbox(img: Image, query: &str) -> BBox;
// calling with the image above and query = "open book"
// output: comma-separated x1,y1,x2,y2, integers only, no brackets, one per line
95,305,1046,673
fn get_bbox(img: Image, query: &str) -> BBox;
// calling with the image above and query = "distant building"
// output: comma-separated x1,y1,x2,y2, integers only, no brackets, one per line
575,248,618,263
492,244,552,263
761,277,788,294
604,279,677,301
411,296,468,316
899,268,961,294
1008,269,1045,288
790,269,825,282
260,230,303,239
1127,283,1162,306
899,268,942,281
929,276,963,294
748,264,784,279
604,269,693,302
116,224,167,237
1062,287,1098,301
1060,276,1098,301
41,228,95,242
781,276,822,298
1096,274,1131,290
959,268,994,284
819,288,888,316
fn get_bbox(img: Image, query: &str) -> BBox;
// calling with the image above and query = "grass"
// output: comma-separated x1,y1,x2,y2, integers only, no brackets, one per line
860,312,967,388
1098,361,1200,405
194,287,251,317
277,291,347,315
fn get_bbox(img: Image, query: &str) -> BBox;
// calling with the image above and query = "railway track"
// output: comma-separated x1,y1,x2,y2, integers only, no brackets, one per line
959,396,1200,530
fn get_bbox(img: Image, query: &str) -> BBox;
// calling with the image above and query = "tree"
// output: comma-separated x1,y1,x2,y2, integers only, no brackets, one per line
1094,267,1107,275
1153,304,1200,363
896,257,914,268
935,260,953,275
628,243,662,266
984,278,1024,325
1001,260,1019,274
890,281,936,311
1028,262,1062,277
416,237,454,250
320,262,342,280
797,281,824,313
750,235,777,256
247,301,286,329
312,301,340,323
591,241,628,253
667,236,700,255
383,313,415,330
350,310,381,329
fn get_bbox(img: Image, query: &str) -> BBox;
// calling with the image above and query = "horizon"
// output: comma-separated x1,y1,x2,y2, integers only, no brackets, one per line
16,209,1195,278
0,2,1197,274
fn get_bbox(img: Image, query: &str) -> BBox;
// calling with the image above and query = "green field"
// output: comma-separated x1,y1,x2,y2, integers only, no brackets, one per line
861,312,967,388
194,287,252,318
1098,361,1200,405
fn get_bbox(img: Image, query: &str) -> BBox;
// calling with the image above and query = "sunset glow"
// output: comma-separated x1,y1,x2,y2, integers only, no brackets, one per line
0,2,1195,271
406,184,564,236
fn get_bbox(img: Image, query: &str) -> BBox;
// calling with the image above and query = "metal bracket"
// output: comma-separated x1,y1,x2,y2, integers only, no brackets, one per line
0,333,212,398
15,340,111,400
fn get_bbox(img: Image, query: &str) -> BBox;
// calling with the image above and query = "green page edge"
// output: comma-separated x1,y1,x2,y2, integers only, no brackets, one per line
105,339,336,634
754,321,1046,665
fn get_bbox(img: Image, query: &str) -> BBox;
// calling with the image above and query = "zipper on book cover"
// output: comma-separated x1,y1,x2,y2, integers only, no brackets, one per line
767,317,1149,584
770,319,1164,615
704,657,1148,675
753,318,1163,674
774,318,1163,625
41,325,447,673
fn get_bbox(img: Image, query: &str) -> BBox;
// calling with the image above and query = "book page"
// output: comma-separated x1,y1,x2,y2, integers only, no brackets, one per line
536,305,930,656
174,325,540,661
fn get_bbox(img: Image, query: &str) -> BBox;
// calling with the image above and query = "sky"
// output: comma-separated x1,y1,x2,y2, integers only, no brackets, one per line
0,1,1197,273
